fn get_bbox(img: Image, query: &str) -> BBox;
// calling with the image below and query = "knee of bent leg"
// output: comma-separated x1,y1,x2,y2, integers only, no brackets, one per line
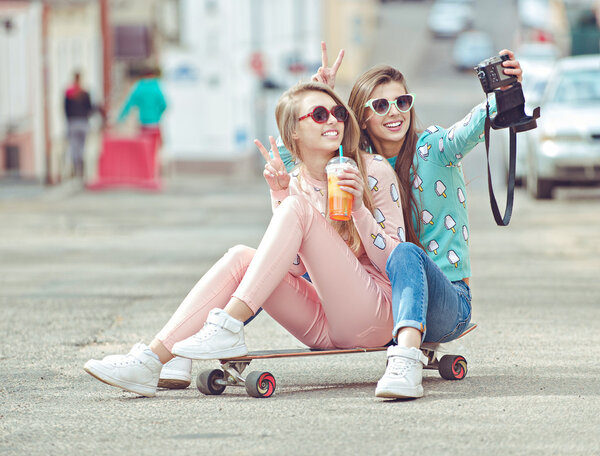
386,242,423,275
225,244,255,268
277,195,312,221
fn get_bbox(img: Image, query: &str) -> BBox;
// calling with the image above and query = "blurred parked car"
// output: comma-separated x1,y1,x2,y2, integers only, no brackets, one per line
490,44,559,186
428,0,474,38
526,55,600,199
498,58,556,185
517,0,551,29
452,31,494,71
517,42,561,62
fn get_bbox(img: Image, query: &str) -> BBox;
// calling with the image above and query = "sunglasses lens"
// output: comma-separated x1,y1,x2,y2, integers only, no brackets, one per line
332,105,348,122
396,95,413,112
371,98,390,115
312,106,329,123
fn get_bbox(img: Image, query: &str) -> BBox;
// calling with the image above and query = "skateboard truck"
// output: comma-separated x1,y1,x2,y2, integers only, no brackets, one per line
196,359,276,398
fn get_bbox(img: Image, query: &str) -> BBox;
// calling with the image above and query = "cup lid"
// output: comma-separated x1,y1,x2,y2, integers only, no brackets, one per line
326,156,356,167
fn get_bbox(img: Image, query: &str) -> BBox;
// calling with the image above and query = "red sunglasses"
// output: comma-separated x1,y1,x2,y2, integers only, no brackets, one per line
298,105,349,123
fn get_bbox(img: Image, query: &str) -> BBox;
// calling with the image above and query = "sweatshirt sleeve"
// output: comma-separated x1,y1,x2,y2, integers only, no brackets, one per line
352,155,405,272
424,96,497,167
274,137,300,173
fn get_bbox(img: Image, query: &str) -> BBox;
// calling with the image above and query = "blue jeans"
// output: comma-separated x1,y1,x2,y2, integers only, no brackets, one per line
385,243,472,344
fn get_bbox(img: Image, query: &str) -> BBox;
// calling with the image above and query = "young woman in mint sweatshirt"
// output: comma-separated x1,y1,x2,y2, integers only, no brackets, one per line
281,44,523,399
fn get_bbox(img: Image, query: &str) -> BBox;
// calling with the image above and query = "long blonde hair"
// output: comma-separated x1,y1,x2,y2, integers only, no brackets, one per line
348,66,423,249
275,81,375,254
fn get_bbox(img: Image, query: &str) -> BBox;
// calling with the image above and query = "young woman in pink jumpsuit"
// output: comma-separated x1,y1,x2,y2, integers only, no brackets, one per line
83,82,406,397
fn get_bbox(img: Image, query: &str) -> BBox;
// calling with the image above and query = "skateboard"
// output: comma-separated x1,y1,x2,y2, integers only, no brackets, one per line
196,323,477,398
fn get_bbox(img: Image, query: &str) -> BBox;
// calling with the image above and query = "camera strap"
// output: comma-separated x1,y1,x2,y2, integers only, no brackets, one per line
484,102,516,226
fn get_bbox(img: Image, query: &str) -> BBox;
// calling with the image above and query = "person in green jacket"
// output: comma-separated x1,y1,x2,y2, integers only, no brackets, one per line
117,66,167,148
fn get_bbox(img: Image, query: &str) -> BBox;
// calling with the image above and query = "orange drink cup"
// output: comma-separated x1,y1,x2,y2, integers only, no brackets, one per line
326,156,357,221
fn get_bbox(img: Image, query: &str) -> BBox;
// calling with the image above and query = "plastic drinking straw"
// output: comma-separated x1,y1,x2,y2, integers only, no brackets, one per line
339,145,343,159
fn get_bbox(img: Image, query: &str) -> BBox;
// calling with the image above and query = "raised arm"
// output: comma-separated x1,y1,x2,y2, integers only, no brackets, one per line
429,49,523,166
255,135,291,211
311,41,345,90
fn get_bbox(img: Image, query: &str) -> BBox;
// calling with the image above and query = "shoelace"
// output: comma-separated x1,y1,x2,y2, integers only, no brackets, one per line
114,354,143,367
112,344,145,367
386,356,412,378
194,322,219,341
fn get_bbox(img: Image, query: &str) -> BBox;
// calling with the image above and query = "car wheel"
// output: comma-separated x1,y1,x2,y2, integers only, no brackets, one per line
528,155,554,199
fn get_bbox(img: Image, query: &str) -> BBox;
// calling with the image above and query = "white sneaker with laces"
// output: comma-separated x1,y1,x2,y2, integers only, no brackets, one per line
171,308,248,360
375,345,428,399
158,357,192,389
83,343,163,397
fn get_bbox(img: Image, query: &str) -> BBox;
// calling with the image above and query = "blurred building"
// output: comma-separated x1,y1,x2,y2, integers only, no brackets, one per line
0,0,378,183
0,0,105,183
161,0,377,174
0,1,44,181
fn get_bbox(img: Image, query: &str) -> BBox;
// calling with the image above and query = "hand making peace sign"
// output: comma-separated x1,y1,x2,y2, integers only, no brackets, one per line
311,41,345,90
255,136,290,192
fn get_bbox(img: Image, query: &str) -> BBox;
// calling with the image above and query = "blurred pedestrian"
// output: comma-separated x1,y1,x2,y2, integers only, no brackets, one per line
117,66,167,150
64,71,94,177
83,81,404,398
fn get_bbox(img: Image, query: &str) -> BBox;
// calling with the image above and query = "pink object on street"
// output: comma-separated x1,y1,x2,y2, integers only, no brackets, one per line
86,133,161,190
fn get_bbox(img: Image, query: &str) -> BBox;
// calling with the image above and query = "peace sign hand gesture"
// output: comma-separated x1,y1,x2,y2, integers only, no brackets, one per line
311,41,344,90
255,136,290,191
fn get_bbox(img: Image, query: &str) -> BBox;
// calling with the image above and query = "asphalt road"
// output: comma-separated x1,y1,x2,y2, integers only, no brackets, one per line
2,2,600,455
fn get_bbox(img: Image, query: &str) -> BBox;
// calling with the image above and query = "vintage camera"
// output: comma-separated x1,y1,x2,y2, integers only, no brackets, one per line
476,54,517,93
475,54,539,132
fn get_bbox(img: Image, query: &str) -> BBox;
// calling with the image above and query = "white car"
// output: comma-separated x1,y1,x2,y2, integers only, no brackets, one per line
526,55,600,199
428,0,474,38
453,31,494,71
489,58,556,186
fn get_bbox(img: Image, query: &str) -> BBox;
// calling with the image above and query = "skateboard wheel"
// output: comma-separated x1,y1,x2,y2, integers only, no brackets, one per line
197,369,226,395
438,355,467,380
245,371,276,398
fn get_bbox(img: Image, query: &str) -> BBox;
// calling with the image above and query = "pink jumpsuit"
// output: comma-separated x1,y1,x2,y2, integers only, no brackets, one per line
157,154,406,350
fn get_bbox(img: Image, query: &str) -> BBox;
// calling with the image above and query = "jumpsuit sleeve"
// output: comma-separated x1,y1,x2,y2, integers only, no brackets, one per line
270,188,291,212
269,184,307,277
352,155,405,272
424,96,497,167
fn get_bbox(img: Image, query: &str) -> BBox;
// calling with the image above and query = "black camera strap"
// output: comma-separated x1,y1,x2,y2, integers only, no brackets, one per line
484,101,516,226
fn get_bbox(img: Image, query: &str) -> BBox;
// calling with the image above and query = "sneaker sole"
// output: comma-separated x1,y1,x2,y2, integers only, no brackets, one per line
375,385,423,399
158,378,191,389
83,360,157,397
171,344,248,360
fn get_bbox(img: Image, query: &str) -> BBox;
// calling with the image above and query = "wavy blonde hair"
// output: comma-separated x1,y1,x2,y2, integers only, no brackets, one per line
348,66,423,249
275,81,375,254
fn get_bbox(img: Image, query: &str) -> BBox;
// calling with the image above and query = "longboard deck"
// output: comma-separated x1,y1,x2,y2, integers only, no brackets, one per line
224,323,477,361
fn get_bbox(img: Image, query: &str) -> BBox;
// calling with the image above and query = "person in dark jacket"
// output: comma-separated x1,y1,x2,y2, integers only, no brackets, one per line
64,72,94,177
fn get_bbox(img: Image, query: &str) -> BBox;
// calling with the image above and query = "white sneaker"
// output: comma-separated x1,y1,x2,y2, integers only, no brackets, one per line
375,346,428,399
83,343,163,397
172,308,248,360
158,357,192,389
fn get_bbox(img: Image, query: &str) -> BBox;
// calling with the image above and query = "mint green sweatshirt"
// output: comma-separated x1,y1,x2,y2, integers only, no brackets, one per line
277,98,497,281
117,78,167,125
